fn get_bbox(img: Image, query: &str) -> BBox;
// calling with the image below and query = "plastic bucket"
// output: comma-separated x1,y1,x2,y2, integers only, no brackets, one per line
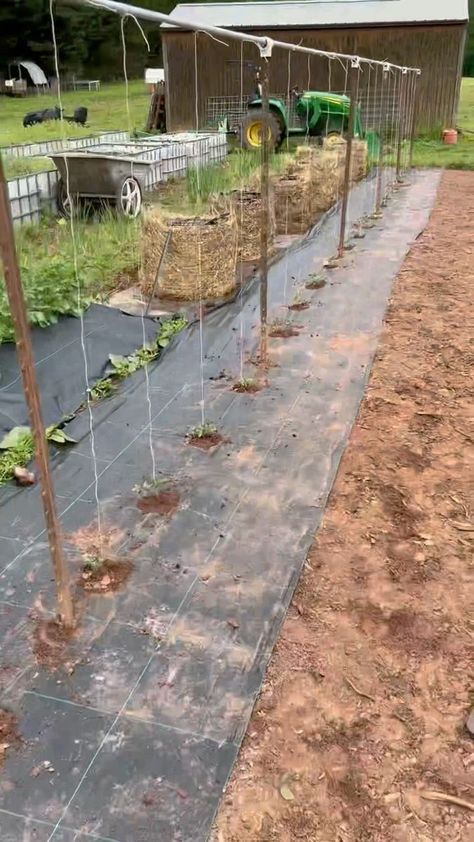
442,129,458,145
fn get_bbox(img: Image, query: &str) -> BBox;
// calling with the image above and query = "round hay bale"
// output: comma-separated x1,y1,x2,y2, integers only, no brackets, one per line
140,209,238,301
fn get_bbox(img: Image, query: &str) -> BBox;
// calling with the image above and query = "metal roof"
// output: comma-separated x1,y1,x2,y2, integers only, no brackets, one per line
162,0,469,30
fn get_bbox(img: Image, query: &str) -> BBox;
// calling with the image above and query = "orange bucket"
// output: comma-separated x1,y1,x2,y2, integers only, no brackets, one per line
442,129,458,145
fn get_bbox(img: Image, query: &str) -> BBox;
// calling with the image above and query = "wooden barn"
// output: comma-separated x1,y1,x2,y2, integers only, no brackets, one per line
161,0,469,132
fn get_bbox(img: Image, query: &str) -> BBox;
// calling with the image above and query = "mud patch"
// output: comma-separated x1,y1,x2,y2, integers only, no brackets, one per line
187,432,226,450
231,380,264,394
269,325,302,339
80,559,132,593
288,301,310,312
306,277,326,290
32,618,75,670
0,708,20,764
137,488,180,517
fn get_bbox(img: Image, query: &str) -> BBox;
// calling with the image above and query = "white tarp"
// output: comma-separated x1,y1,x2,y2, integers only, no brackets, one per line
19,61,48,86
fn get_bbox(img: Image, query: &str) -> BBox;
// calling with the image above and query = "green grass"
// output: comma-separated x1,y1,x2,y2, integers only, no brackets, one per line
411,78,474,171
0,80,149,147
3,156,55,178
0,211,140,343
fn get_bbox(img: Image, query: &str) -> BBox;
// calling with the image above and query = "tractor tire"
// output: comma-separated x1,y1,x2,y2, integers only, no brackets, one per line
240,109,283,152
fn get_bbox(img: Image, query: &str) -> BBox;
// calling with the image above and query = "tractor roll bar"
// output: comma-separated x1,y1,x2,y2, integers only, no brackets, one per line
69,0,421,74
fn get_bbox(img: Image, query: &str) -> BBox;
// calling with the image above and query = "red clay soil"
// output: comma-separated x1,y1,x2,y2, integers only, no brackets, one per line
0,709,20,765
32,619,75,670
213,171,474,842
187,432,226,450
136,488,181,516
288,301,311,312
269,325,303,338
80,559,132,594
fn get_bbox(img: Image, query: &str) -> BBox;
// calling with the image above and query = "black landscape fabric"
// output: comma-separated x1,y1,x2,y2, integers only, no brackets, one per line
0,304,160,436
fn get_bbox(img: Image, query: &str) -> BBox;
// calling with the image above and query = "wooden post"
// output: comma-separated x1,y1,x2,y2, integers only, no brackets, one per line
337,58,358,259
259,61,270,363
396,68,408,183
0,154,75,628
408,71,421,171
375,65,389,215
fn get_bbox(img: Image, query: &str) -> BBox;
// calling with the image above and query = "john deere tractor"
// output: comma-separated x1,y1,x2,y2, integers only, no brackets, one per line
239,88,378,157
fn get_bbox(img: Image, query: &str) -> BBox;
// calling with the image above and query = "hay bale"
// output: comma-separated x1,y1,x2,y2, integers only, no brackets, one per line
232,190,276,261
140,209,238,301
274,140,368,235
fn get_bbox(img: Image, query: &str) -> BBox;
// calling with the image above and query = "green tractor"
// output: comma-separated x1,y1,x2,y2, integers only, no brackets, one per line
239,87,379,158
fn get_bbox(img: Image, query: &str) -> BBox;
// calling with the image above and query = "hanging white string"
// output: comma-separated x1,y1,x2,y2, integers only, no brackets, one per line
120,14,157,482
49,0,103,539
194,32,206,426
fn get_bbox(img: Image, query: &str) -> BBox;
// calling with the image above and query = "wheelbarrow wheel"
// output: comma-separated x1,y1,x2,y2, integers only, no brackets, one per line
57,178,78,218
116,176,142,218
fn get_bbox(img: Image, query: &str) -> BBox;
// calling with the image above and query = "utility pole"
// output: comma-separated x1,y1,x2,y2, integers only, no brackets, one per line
0,154,74,629
338,57,359,258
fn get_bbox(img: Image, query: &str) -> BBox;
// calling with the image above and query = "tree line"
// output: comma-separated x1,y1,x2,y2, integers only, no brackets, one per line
0,0,473,82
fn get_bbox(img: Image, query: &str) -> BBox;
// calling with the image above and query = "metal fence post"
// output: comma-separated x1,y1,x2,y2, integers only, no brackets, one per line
0,154,75,629
259,58,271,363
337,57,359,259
396,67,408,183
375,64,390,215
409,70,421,172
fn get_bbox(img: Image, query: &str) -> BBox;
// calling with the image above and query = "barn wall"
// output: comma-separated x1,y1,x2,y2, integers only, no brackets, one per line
162,24,466,132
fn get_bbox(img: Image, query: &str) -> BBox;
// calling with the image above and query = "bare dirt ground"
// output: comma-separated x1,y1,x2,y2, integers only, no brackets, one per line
214,171,474,842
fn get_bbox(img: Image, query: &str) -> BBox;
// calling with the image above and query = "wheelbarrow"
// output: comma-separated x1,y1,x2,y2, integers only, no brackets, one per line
49,152,151,218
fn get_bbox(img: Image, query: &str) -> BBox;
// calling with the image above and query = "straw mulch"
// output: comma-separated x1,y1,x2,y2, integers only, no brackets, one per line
274,140,368,235
140,208,238,301
232,189,276,262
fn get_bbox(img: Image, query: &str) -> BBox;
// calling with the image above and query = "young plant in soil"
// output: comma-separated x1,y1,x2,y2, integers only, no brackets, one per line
305,273,327,290
232,377,262,393
187,422,224,450
269,317,302,339
135,478,181,517
80,554,132,593
288,291,310,311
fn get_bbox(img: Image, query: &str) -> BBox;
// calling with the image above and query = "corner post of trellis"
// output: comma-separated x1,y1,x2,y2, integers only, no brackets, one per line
409,70,422,172
396,67,409,183
0,154,75,629
258,37,273,364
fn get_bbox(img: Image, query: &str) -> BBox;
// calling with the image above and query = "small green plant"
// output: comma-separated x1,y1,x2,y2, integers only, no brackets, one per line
83,554,104,573
233,377,257,392
0,427,35,486
0,424,75,486
87,316,188,405
305,273,326,290
88,378,117,402
133,477,168,495
188,422,218,439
